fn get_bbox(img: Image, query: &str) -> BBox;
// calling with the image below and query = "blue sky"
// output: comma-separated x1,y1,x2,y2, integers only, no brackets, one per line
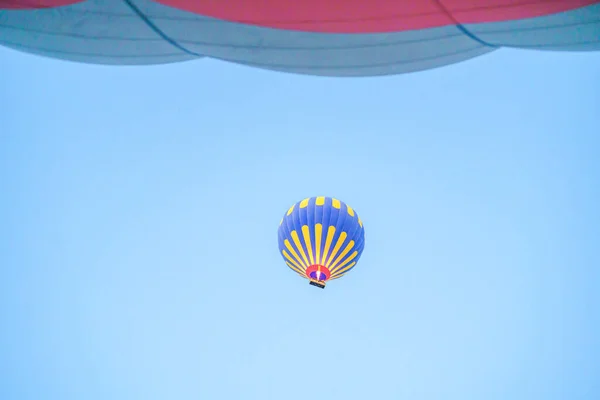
1,46,599,400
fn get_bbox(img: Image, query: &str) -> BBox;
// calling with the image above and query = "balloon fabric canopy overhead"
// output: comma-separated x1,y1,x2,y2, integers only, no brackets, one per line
278,197,365,289
1,1,599,76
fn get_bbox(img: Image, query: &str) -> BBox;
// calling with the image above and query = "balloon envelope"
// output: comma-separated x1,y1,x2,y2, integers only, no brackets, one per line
1,0,599,76
278,197,365,286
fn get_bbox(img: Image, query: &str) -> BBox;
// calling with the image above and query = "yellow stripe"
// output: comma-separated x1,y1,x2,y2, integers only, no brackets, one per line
358,218,363,228
302,225,315,265
325,231,347,267
284,239,307,268
330,250,358,275
330,261,356,279
347,206,355,216
316,196,325,206
285,260,305,276
332,198,341,209
291,230,310,267
328,241,355,270
279,218,283,226
300,198,309,208
314,223,323,265
282,250,305,272
287,204,295,216
321,226,336,266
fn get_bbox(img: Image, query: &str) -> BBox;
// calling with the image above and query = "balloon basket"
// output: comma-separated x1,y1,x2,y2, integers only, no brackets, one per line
309,279,326,289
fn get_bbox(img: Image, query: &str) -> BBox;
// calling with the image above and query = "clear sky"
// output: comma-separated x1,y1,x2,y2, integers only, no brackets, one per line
1,46,599,400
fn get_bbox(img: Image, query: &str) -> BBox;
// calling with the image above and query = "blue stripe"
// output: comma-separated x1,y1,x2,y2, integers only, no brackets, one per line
122,0,203,57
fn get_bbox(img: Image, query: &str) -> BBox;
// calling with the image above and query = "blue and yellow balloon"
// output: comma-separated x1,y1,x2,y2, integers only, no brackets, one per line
278,196,365,288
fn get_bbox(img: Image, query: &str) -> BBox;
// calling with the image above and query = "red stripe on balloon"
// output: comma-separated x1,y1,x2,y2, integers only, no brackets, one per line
0,0,82,9
154,0,599,33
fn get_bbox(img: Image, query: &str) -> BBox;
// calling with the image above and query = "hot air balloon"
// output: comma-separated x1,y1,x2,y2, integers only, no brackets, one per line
278,196,365,289
1,1,599,77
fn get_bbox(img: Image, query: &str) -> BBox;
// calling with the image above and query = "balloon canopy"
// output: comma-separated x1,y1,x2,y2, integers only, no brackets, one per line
1,1,599,76
278,197,365,288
